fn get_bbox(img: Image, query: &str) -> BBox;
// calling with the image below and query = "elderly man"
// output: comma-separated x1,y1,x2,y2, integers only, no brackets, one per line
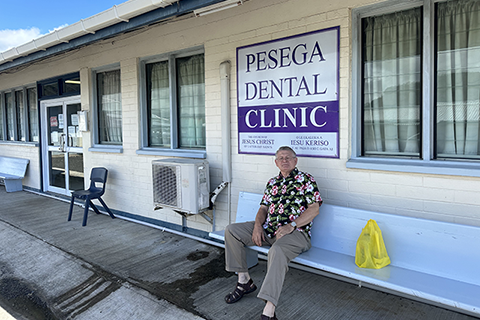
224,146,322,320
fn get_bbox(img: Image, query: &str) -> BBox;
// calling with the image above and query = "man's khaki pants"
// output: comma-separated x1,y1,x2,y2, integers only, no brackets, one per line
224,221,311,306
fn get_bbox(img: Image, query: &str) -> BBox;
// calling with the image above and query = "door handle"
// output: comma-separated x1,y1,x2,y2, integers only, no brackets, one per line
59,133,66,152
68,134,74,148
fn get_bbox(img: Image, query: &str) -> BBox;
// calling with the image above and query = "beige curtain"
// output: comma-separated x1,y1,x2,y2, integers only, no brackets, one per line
98,70,122,144
149,61,171,147
436,0,480,158
177,54,206,149
362,8,422,156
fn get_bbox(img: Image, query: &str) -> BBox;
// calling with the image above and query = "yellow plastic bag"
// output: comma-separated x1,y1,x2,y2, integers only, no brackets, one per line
355,219,391,269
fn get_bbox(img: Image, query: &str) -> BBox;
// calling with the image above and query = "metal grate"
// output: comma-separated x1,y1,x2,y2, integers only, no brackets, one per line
152,164,181,208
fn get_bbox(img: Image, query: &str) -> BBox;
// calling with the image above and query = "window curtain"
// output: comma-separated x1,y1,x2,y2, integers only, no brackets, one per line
177,54,205,149
0,94,3,140
27,88,39,142
5,92,14,141
98,70,122,144
148,61,171,147
436,0,480,158
16,91,26,141
362,8,422,156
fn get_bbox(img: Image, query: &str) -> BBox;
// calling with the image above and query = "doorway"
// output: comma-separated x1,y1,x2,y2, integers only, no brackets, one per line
40,96,84,195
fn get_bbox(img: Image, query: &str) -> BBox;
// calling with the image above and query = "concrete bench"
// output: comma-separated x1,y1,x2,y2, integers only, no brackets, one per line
0,156,30,192
210,192,480,318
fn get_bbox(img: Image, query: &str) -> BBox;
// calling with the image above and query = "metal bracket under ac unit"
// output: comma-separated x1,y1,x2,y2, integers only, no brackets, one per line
174,209,214,225
154,205,214,225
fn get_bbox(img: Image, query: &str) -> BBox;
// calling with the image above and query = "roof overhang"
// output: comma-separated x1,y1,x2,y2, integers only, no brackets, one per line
0,0,231,73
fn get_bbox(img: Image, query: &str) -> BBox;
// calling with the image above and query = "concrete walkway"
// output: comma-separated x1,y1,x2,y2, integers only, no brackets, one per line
0,186,477,320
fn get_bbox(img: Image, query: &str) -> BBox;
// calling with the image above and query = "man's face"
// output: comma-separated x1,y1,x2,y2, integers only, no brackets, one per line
275,150,298,175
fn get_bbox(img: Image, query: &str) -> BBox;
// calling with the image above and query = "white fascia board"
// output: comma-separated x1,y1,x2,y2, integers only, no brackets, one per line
0,0,180,66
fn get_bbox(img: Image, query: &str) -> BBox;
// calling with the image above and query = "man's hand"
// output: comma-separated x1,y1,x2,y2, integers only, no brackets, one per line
275,223,295,240
252,224,265,246
252,205,268,246
275,202,321,240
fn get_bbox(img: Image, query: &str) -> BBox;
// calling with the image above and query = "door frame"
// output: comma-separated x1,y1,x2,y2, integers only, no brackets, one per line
40,95,83,195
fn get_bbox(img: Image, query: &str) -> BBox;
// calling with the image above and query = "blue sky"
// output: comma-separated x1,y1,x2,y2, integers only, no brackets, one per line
0,0,122,52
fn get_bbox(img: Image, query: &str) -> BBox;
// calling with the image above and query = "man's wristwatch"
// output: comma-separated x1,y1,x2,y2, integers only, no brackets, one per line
290,221,297,229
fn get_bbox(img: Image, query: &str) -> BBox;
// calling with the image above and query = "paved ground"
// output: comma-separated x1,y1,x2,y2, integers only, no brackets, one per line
0,186,478,320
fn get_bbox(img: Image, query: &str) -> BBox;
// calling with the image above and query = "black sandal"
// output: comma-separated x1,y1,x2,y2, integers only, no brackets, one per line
224,279,257,304
260,313,277,320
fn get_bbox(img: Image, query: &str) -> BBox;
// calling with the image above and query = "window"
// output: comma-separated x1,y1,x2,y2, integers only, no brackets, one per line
147,61,170,148
351,0,480,175
176,55,206,149
16,90,26,141
37,72,80,99
362,8,422,157
42,81,59,97
28,88,39,142
96,69,122,145
141,51,205,157
0,87,38,143
0,94,3,140
64,76,81,95
436,0,480,159
5,92,14,141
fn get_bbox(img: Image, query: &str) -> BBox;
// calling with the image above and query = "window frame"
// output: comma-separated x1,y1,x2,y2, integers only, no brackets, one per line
348,0,480,177
0,85,38,145
89,63,123,153
138,47,206,159
37,72,80,100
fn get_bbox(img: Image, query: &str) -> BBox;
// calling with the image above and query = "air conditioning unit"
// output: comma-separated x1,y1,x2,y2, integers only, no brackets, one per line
152,158,210,214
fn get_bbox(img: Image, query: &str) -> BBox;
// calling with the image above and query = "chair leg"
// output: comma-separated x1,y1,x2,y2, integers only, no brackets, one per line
89,200,102,215
68,196,75,221
82,197,90,227
98,198,115,220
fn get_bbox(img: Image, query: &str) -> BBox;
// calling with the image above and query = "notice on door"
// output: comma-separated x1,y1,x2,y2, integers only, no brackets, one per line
50,116,58,128
58,114,64,129
236,27,340,158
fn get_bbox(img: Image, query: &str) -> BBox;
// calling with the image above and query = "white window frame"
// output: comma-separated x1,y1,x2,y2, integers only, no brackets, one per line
137,47,206,159
348,0,480,177
89,63,123,153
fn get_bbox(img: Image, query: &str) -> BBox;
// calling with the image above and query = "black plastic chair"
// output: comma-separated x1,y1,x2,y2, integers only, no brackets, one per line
68,167,115,226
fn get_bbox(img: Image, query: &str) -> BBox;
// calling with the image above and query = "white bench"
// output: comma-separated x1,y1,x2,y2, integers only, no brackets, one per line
0,156,30,192
210,192,480,318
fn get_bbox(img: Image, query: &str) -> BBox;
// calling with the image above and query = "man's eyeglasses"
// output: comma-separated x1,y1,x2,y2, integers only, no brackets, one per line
276,156,296,161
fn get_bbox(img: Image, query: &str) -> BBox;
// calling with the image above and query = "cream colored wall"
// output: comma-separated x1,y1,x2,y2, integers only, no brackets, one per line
0,144,40,189
1,0,480,232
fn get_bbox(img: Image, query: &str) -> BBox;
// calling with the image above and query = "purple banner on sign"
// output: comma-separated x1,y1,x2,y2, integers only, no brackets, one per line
238,101,339,133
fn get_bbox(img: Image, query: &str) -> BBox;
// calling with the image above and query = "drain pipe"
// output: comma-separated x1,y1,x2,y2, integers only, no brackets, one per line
220,61,232,225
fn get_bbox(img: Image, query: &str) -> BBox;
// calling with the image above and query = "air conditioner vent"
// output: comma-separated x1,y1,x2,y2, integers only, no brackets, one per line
152,158,210,214
152,164,180,207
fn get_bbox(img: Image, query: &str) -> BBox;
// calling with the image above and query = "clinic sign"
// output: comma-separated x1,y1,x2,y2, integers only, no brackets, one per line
237,27,339,158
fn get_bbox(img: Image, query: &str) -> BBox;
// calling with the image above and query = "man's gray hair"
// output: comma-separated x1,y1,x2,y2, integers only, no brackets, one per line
275,146,297,158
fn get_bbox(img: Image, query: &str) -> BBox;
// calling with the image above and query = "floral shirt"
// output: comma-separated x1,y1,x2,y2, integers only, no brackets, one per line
260,167,322,238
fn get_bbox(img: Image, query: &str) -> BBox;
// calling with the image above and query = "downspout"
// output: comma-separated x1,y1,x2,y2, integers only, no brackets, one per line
220,61,232,224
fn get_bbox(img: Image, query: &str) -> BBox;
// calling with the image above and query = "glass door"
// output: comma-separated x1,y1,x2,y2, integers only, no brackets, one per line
41,97,84,195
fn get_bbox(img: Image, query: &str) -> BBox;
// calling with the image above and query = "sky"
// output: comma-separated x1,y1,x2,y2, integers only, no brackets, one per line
0,0,123,52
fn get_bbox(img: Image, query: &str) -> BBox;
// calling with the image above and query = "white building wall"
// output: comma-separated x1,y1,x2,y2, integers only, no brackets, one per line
1,0,480,233
0,144,40,189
